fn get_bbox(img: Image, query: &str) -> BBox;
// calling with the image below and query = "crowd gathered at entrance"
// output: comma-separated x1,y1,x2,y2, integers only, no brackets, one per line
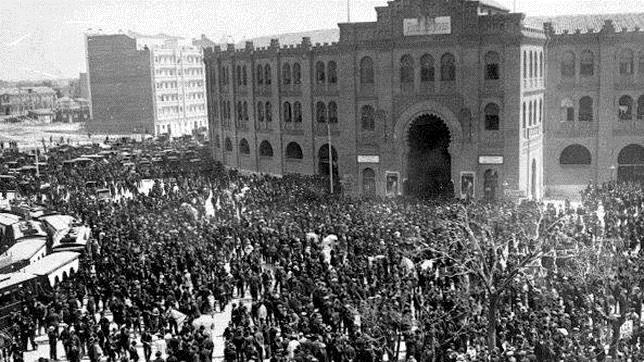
2,137,644,362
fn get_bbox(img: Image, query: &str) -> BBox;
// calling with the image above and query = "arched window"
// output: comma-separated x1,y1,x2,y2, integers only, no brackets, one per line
440,53,456,81
619,49,634,75
257,102,264,122
257,65,264,85
362,168,376,196
242,66,248,85
286,142,303,159
638,96,644,120
264,64,272,85
618,144,644,165
578,96,593,122
328,101,338,124
360,56,374,84
560,144,592,165
619,95,633,120
539,52,543,77
243,101,249,121
539,99,543,123
533,101,537,126
225,137,233,152
316,61,326,84
282,63,291,85
580,50,594,76
361,105,375,131
259,141,273,157
529,51,533,78
293,63,302,85
485,51,500,80
236,65,242,86
316,102,327,123
561,51,576,78
400,55,414,84
265,102,272,122
239,138,250,154
420,54,435,82
484,103,500,130
522,102,527,128
528,101,533,126
328,61,338,84
523,51,527,79
283,102,292,122
237,101,243,121
294,102,302,123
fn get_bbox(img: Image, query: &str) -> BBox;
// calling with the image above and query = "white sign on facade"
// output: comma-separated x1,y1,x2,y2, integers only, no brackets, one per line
358,155,380,163
403,16,452,36
478,156,504,165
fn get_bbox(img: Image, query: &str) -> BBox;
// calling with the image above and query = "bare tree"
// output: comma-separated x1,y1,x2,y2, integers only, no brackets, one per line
422,203,562,353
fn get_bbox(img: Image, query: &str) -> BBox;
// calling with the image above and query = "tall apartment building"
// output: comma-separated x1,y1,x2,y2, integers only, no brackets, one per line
86,32,208,136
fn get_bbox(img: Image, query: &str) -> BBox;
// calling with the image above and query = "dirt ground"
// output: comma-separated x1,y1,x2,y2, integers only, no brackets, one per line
0,121,140,151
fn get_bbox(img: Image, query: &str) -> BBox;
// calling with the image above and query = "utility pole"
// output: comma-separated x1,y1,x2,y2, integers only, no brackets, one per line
328,122,334,194
35,148,39,178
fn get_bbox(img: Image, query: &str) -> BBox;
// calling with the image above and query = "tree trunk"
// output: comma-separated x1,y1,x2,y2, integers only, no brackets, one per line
395,329,401,361
610,296,628,358
487,296,498,356
610,318,622,358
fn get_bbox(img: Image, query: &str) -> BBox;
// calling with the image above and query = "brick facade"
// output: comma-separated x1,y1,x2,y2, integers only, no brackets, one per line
205,0,549,199
541,18,644,197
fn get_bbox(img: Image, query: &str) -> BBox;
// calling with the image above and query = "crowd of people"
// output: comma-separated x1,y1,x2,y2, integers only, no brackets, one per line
1,138,644,362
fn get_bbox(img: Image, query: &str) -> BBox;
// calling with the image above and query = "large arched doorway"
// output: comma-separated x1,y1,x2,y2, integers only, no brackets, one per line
618,144,644,183
318,144,338,179
405,114,452,198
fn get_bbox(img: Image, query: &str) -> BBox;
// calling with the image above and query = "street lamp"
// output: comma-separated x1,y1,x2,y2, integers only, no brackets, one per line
327,120,334,194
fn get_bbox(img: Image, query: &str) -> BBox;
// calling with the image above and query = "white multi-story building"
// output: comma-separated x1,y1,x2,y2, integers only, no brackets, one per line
135,33,208,137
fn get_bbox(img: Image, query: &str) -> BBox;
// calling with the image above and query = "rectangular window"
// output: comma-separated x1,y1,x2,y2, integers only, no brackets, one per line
566,107,575,122
486,64,499,80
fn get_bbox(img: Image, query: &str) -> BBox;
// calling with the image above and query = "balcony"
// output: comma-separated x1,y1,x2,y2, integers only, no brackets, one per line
419,81,435,95
283,121,304,135
314,122,340,137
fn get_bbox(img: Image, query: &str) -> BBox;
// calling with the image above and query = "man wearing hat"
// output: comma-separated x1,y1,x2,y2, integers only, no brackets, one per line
129,341,140,362
47,326,58,361
152,350,165,362
141,329,153,362
88,336,103,362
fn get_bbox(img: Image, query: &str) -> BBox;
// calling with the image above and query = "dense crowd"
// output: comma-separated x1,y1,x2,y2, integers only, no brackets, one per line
2,138,644,362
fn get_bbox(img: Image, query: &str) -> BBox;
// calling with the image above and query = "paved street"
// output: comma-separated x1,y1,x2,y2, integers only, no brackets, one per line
23,297,254,362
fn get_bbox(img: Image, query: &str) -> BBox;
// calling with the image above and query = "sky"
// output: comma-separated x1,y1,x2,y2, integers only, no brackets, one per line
0,0,643,81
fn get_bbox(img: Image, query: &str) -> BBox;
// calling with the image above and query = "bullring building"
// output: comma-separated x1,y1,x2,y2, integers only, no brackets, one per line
204,0,644,199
